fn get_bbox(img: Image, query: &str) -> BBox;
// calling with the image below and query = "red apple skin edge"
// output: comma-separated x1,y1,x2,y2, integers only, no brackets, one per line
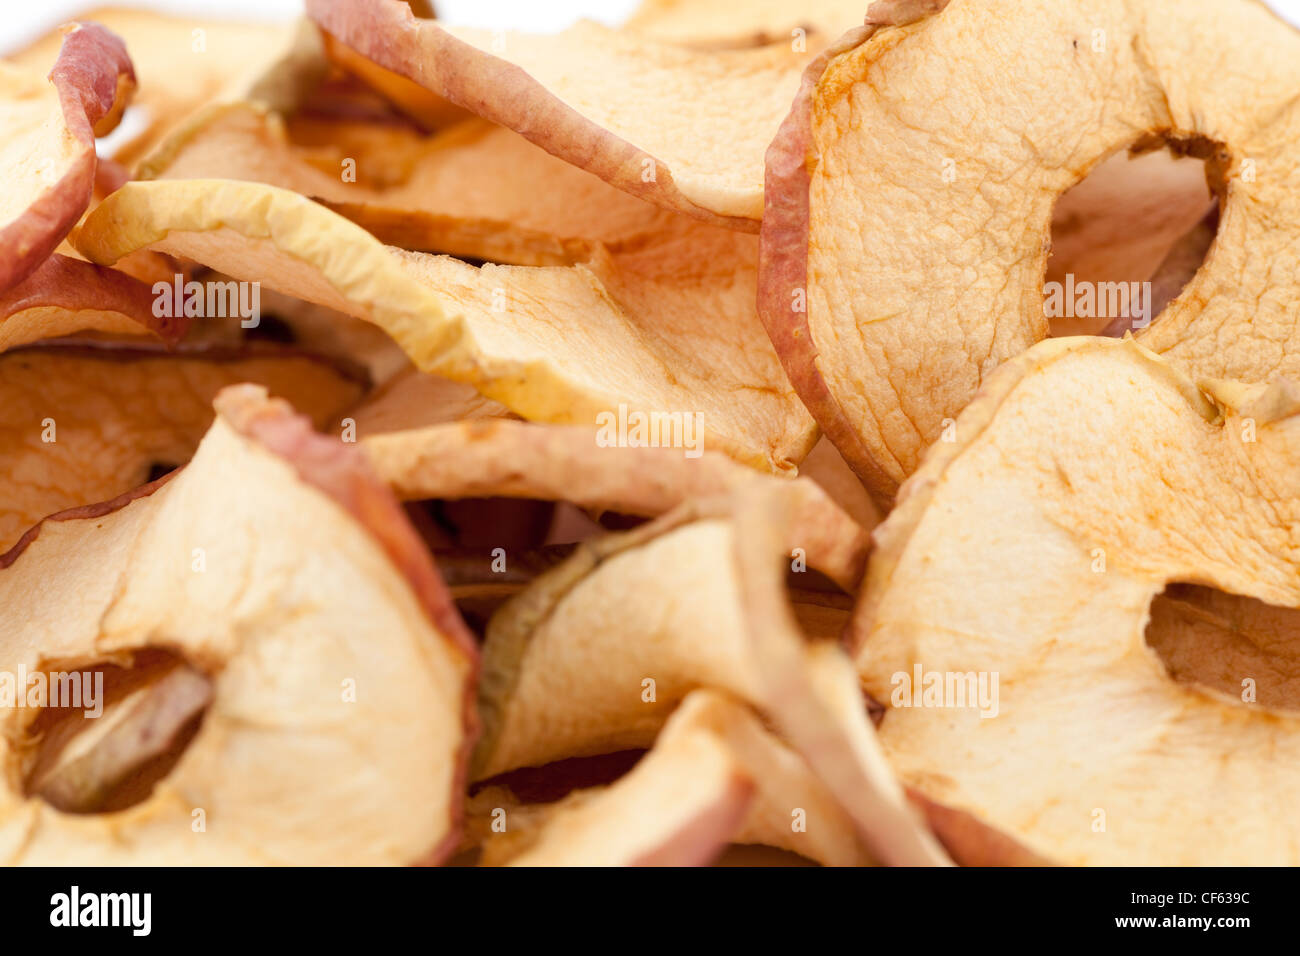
0,23,135,294
304,0,758,231
757,2,951,508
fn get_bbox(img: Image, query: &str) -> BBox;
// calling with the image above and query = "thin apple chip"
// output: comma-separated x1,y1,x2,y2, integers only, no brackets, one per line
76,179,815,474
303,0,462,130
363,419,769,515
854,337,1300,865
307,0,816,227
476,694,754,867
360,421,871,626
0,385,476,864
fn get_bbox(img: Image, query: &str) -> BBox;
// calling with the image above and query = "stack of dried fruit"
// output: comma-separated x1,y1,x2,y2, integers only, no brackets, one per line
0,0,1295,866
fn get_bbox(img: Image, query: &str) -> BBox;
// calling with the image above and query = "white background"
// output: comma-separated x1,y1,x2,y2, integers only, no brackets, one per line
1,0,1298,50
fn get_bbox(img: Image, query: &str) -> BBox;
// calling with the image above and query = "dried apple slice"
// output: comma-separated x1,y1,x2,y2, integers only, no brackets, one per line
474,690,870,866
140,103,678,266
625,0,868,48
473,482,947,865
476,695,752,867
362,421,865,631
0,22,134,293
853,337,1300,865
76,179,814,474
0,254,182,352
473,499,846,778
306,0,815,227
0,342,366,551
364,420,873,592
364,419,764,513
0,385,476,864
761,0,1300,500
7,10,313,168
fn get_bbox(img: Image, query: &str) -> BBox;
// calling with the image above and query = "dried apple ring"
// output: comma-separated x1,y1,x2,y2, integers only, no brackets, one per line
853,337,1300,865
760,0,1300,500
360,421,872,634
0,386,476,864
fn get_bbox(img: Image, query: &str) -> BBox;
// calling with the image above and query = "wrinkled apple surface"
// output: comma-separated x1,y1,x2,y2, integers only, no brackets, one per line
854,338,1300,865
761,0,1300,501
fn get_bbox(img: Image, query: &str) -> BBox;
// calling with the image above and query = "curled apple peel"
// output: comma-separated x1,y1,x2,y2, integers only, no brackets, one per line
0,22,135,293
